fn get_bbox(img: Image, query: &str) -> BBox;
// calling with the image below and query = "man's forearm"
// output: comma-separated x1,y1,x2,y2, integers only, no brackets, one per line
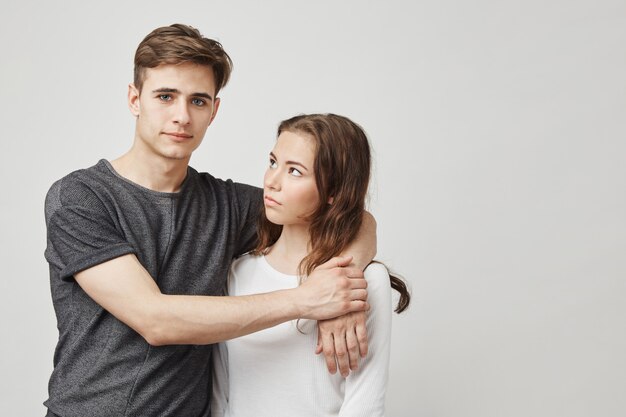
75,254,367,347
343,211,377,270
142,290,301,345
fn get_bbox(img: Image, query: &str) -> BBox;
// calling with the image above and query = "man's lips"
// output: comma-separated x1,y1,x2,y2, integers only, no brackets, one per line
264,195,281,206
163,132,193,140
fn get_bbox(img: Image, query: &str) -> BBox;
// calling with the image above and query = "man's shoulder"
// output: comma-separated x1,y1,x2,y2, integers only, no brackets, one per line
45,160,112,215
47,159,109,192
191,168,246,188
190,168,262,199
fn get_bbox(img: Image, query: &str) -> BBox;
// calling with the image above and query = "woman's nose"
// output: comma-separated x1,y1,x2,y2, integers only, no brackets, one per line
264,168,281,191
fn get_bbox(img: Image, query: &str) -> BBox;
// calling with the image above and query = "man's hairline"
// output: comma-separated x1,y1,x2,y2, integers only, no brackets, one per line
134,62,222,97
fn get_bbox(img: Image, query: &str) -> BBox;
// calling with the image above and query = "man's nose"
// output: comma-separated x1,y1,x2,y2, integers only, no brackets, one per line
173,101,191,125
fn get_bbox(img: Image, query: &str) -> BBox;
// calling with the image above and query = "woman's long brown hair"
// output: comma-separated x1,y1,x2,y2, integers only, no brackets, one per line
253,114,411,313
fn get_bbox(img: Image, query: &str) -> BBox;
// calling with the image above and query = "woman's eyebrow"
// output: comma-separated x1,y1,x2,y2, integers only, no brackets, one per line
270,151,309,171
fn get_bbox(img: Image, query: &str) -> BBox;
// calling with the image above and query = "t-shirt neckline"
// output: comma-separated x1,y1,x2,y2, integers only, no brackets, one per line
99,159,193,197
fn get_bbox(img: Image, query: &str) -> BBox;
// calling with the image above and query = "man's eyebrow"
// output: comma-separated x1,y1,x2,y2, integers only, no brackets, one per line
152,88,214,101
191,92,214,101
152,88,180,94
269,152,309,171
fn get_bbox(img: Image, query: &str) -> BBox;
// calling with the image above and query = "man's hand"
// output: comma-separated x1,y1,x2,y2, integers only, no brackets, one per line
296,256,368,320
316,311,368,377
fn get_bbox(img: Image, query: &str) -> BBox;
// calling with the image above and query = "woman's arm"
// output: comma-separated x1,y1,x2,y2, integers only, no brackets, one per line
317,211,377,376
339,263,393,416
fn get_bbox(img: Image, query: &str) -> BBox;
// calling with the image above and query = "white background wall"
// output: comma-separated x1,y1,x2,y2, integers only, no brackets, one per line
1,1,625,416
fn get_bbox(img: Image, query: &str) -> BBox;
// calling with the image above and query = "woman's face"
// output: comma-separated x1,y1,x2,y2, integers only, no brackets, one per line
263,130,320,227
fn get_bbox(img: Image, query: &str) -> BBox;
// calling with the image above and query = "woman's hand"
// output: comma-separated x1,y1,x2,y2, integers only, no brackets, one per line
316,311,369,377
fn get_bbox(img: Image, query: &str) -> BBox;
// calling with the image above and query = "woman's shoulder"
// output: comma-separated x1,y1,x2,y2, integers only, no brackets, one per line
231,252,261,271
363,262,393,295
229,254,264,284
364,262,389,280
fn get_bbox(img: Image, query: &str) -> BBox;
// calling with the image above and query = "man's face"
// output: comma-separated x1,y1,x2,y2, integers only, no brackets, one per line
128,62,220,161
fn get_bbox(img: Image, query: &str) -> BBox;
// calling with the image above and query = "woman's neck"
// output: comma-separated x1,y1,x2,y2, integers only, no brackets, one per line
265,224,311,276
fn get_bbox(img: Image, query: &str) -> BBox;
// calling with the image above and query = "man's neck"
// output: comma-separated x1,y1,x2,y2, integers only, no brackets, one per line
110,148,190,193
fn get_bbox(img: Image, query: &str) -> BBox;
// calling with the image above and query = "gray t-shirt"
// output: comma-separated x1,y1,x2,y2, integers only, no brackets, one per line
44,159,262,417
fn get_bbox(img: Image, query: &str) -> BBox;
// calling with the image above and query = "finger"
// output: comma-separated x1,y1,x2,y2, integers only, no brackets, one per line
315,326,323,354
349,289,368,302
334,255,353,268
320,329,338,374
346,300,369,314
334,331,350,378
344,268,365,279
346,325,360,371
319,255,353,270
347,277,368,290
355,315,369,358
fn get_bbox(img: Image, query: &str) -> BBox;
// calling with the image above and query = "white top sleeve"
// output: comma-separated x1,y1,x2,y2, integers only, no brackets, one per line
339,263,393,417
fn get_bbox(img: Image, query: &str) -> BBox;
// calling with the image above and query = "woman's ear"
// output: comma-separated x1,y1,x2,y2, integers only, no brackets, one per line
328,196,334,205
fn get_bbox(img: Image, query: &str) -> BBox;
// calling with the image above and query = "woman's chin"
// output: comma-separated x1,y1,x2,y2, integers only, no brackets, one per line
264,212,285,226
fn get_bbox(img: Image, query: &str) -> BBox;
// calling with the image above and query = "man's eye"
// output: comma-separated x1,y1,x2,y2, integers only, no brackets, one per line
192,98,206,106
159,94,172,101
289,168,302,177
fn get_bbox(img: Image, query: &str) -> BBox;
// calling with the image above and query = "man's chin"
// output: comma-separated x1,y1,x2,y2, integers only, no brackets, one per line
164,154,191,161
159,147,194,161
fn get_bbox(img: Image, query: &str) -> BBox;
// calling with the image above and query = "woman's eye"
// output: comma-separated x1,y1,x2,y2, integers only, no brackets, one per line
269,159,277,169
289,167,302,177
192,98,206,106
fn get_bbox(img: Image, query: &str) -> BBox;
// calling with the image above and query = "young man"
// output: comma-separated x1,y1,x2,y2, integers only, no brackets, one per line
44,24,375,417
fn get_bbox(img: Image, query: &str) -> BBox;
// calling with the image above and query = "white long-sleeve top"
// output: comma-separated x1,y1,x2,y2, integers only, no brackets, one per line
211,254,392,417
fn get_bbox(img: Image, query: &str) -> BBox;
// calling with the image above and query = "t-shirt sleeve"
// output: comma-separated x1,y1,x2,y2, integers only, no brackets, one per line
232,182,263,257
44,176,136,281
339,263,393,417
211,342,230,417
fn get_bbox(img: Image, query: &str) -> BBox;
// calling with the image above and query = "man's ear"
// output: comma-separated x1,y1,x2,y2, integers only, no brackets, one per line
208,97,221,125
128,83,141,117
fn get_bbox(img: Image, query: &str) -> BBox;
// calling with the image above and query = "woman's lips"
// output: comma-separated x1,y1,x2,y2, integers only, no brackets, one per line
264,195,281,206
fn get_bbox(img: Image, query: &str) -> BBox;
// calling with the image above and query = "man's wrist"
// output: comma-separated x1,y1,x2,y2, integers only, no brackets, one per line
279,287,308,319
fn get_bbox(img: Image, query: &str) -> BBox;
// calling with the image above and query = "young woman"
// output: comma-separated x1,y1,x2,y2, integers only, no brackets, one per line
211,114,411,417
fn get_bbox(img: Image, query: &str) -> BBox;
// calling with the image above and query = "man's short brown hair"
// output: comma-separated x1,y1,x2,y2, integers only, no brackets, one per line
134,23,233,95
